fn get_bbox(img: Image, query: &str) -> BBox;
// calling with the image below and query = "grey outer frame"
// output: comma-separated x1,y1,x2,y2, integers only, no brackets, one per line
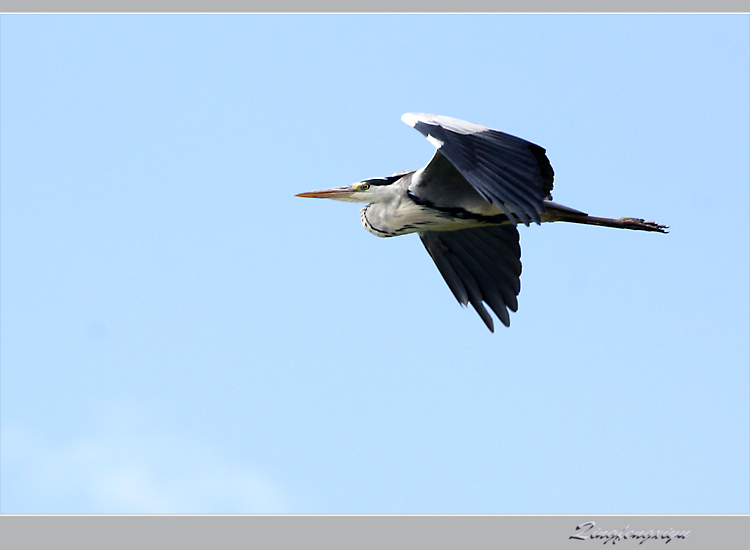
1,515,749,550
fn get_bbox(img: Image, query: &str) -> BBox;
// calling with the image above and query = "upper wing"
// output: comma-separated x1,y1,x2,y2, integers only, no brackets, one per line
419,225,521,332
402,113,554,225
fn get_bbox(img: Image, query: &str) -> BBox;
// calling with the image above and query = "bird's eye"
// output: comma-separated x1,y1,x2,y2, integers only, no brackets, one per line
359,183,370,191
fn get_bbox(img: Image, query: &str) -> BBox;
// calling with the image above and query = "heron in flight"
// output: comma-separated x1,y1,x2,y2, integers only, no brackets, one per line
296,113,667,331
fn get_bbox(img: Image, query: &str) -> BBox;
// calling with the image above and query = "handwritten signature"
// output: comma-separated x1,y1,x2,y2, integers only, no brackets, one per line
569,521,691,545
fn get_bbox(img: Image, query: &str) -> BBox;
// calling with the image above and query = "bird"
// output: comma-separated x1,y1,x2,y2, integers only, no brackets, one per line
296,113,667,332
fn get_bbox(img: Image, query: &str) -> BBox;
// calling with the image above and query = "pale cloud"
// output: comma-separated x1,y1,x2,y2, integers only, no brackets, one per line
1,406,286,513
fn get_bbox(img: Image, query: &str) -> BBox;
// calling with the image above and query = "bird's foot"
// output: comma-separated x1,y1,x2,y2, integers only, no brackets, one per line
620,218,669,233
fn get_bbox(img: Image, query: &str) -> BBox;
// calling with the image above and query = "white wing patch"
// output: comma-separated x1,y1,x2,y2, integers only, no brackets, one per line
400,112,421,127
426,135,444,148
401,112,490,135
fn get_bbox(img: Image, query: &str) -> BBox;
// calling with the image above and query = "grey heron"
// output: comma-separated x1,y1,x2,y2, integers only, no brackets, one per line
296,113,667,332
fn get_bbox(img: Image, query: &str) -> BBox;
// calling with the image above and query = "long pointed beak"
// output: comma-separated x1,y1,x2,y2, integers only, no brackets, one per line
295,186,356,200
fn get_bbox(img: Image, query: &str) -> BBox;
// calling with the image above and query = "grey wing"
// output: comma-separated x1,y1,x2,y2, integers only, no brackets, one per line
402,113,554,225
419,225,521,332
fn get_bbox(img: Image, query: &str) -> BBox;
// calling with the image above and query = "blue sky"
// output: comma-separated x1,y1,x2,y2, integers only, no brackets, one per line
1,15,748,514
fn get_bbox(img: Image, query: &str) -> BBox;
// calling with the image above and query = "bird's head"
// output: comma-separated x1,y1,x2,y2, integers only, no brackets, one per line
295,173,411,204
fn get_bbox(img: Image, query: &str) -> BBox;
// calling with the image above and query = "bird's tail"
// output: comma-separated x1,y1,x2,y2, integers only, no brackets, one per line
548,208,668,233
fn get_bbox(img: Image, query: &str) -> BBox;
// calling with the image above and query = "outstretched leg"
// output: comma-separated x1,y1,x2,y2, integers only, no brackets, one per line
546,208,668,233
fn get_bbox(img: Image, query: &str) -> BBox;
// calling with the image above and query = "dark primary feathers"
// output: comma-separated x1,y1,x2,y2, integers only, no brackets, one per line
403,113,554,225
403,113,548,330
419,225,521,332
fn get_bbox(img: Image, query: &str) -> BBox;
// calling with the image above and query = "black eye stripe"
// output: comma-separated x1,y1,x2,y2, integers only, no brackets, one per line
362,174,405,186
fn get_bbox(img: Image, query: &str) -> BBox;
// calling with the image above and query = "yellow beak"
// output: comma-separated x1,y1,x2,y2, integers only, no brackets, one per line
295,186,356,200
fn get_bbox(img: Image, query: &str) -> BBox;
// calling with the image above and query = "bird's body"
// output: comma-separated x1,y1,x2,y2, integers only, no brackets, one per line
357,170,589,238
297,113,666,331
